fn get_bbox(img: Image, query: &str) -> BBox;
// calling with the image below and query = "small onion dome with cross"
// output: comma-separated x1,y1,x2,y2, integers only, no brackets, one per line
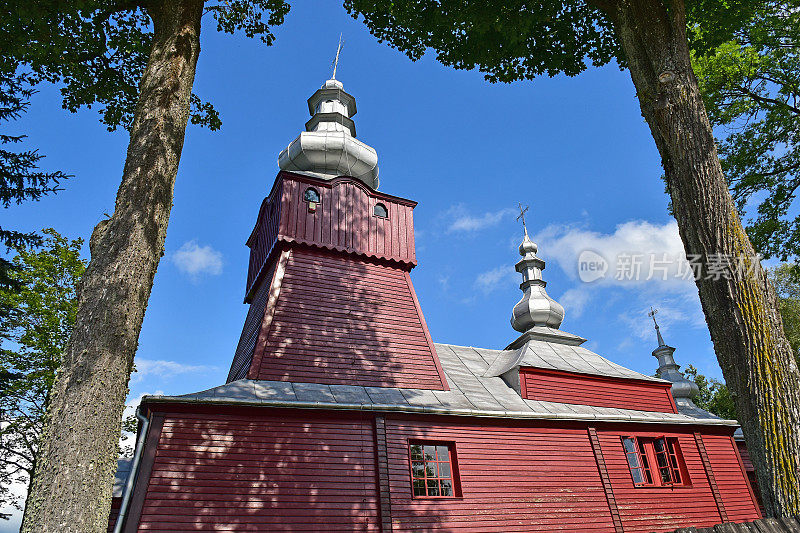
510,205,565,331
648,307,704,415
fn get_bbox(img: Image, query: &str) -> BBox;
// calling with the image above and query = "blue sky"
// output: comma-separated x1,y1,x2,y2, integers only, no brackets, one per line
3,2,733,527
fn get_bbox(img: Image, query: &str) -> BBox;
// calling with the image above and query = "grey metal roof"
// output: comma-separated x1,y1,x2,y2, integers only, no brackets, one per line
143,342,736,427
483,339,664,382
112,457,133,498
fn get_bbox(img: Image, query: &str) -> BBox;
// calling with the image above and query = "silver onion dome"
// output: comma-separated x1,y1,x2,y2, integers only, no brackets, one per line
510,232,565,331
278,78,379,189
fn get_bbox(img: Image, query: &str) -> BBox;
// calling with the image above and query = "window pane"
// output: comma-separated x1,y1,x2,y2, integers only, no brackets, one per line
423,445,437,461
436,446,450,460
374,203,388,218
438,461,451,478
654,438,666,454
427,479,440,496
440,480,453,496
410,444,423,460
622,437,636,454
413,479,426,496
626,453,640,469
631,468,644,485
425,463,436,477
412,461,425,477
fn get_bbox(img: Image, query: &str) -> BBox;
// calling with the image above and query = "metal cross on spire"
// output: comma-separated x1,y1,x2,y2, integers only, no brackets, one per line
517,203,530,236
648,306,666,346
331,33,344,80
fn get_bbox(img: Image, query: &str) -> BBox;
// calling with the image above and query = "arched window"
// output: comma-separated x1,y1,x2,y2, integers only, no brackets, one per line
304,187,320,203
373,203,388,218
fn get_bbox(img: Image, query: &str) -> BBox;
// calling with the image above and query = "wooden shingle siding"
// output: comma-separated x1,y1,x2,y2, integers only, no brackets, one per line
250,247,448,390
701,434,761,523
245,172,417,298
383,418,616,532
134,412,380,532
520,368,677,413
598,429,727,532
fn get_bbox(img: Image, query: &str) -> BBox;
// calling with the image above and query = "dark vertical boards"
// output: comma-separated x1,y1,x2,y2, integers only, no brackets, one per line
701,434,761,523
520,368,677,413
245,180,283,299
588,427,624,533
597,429,721,532
374,417,394,532
133,410,380,532
123,413,165,533
244,173,418,299
383,417,615,532
250,247,448,390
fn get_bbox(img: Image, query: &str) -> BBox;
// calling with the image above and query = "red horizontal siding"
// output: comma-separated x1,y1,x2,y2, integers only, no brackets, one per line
134,412,379,532
245,173,417,298
520,368,677,413
383,417,616,532
107,496,121,533
598,429,726,532
702,435,761,523
248,247,448,390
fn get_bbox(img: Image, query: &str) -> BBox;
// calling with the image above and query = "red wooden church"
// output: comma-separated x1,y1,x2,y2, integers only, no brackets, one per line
109,77,761,532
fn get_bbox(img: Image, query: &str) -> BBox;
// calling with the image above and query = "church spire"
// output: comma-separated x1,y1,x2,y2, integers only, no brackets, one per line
278,45,379,188
648,307,704,415
510,205,565,332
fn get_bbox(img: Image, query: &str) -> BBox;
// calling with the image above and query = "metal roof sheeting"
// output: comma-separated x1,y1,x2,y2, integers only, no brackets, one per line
143,342,735,427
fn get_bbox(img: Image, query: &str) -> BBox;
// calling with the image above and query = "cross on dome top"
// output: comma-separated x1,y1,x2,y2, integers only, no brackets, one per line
510,205,564,331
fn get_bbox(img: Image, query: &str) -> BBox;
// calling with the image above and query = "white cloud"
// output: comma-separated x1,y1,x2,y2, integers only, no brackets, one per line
132,358,217,383
534,219,691,291
171,240,223,280
529,219,710,341
558,287,591,318
475,266,517,294
446,205,516,233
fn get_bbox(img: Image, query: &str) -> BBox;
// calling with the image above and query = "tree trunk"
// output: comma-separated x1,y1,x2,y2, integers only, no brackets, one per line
597,0,800,517
20,1,203,531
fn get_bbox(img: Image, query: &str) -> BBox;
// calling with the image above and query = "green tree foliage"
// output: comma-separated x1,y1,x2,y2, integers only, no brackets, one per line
769,263,800,364
693,1,800,261
0,73,68,294
684,365,738,420
0,230,85,518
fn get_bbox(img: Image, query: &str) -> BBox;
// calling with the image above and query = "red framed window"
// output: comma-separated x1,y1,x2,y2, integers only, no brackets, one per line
621,436,689,487
409,442,459,498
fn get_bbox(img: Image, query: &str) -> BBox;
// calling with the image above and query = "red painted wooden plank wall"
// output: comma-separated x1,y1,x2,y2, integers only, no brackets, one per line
134,411,380,532
107,497,121,533
383,417,616,532
520,368,677,413
245,172,417,300
597,428,745,533
701,435,762,523
248,247,448,390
